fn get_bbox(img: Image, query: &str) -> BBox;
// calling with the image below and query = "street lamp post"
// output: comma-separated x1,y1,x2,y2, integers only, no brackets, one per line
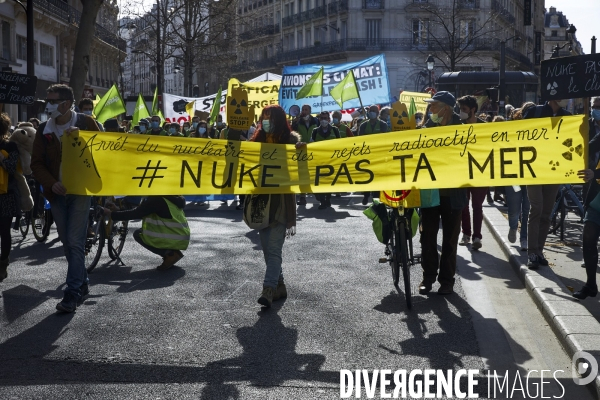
426,54,435,89
499,35,520,117
592,36,597,54
551,24,577,58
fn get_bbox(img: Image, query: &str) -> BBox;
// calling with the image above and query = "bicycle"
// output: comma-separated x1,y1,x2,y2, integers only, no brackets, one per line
378,190,418,310
31,183,53,242
549,184,585,241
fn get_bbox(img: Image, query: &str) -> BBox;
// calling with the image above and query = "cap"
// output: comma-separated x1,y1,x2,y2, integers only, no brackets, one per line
423,91,456,108
103,118,120,131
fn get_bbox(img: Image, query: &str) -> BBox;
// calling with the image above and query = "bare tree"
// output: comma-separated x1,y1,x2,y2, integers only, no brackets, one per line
70,0,105,102
410,0,503,71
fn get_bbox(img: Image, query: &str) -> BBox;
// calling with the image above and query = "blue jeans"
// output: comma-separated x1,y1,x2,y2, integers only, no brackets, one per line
259,222,286,289
50,194,91,298
505,186,530,241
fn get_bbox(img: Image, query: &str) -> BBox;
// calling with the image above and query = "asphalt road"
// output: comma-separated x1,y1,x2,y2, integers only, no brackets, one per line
0,195,596,399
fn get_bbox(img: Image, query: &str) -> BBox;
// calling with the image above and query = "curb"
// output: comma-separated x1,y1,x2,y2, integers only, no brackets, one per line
482,204,600,397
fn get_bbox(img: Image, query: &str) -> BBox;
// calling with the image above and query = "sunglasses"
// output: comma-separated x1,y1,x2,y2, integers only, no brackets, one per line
45,99,70,105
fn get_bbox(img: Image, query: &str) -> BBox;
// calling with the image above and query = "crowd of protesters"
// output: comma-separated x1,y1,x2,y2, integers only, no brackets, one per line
1,81,599,310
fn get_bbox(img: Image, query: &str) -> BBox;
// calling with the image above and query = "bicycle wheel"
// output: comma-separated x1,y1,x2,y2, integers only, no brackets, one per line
108,220,128,260
19,212,30,238
85,216,105,273
389,212,400,287
549,197,566,234
398,219,412,310
32,209,52,242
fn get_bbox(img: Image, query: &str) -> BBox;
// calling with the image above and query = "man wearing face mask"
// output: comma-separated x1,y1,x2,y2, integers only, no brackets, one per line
31,84,100,313
215,115,227,138
78,98,104,131
168,122,183,137
380,107,392,129
148,115,167,136
359,105,389,136
522,98,572,270
291,104,319,205
331,111,353,138
310,111,341,209
419,91,467,295
456,95,487,249
138,119,150,135
190,116,200,135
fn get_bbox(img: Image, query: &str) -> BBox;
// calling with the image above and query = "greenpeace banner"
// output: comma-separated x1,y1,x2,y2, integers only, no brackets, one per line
227,78,280,122
163,92,227,124
279,54,392,113
62,116,587,196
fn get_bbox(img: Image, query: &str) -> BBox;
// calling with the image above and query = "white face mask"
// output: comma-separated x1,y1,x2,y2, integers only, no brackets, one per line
557,99,569,108
46,102,65,119
430,109,445,124
459,111,469,120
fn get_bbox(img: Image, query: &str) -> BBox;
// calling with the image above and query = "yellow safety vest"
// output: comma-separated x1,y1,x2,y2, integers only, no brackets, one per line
141,199,190,250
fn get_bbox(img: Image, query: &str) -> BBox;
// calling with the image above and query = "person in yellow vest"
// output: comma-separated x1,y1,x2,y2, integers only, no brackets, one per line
291,104,319,205
103,195,190,270
331,111,353,137
310,111,341,209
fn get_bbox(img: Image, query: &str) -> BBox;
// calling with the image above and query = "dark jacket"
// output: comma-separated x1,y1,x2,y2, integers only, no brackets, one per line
523,102,572,119
423,113,467,210
30,113,100,201
111,195,186,222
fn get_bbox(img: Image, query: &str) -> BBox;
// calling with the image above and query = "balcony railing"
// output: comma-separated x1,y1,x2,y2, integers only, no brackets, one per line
33,0,126,51
231,57,278,73
239,24,280,42
363,0,384,9
328,0,348,13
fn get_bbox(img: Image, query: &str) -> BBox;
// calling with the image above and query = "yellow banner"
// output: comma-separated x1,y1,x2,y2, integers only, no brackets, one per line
399,91,431,114
62,116,588,196
227,78,280,122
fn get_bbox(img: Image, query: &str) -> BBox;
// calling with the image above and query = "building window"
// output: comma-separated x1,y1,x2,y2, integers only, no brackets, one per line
412,19,428,46
1,21,10,60
40,43,54,67
366,19,381,44
459,19,475,42
297,31,303,48
341,20,347,40
16,35,26,60
551,30,557,37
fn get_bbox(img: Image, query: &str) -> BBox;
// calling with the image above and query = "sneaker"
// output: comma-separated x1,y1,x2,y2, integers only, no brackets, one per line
437,282,454,295
418,281,432,295
508,229,517,243
537,254,549,266
158,250,183,270
472,237,482,250
56,292,78,313
362,194,370,205
273,281,287,301
527,253,539,270
459,234,470,246
520,239,528,251
297,196,307,206
258,286,274,307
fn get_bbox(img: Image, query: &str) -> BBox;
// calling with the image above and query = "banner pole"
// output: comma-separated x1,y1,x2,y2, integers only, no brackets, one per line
320,66,324,113
351,70,366,116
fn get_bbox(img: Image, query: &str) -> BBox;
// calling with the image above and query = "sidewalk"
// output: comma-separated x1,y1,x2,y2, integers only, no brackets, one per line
482,201,600,397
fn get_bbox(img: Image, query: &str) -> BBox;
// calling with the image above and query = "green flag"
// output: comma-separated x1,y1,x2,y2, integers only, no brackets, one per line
295,67,324,100
329,70,360,109
208,85,222,126
93,84,126,124
408,97,417,119
157,110,165,124
132,93,150,126
151,86,160,115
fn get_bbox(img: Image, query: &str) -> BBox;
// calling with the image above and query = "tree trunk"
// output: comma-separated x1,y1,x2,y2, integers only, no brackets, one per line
70,0,104,102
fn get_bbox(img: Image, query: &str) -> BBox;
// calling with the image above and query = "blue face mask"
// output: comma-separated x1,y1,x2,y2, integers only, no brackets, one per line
332,118,339,124
592,109,600,121
192,122,198,129
139,125,147,133
199,127,207,134
169,128,176,134
368,111,377,119
262,120,271,133
151,121,160,129
217,122,223,127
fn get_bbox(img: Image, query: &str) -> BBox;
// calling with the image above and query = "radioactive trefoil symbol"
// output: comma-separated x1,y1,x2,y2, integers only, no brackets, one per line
547,82,558,96
229,98,248,115
392,109,409,124
561,138,583,161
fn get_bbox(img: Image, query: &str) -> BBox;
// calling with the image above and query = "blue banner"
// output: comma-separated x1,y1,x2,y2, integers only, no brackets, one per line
278,54,391,113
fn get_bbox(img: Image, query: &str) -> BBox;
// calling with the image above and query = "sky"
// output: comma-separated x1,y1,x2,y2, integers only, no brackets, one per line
553,1,598,54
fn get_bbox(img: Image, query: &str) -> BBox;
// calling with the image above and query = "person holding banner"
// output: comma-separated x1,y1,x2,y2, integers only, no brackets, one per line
418,91,467,295
292,105,319,206
250,105,300,307
310,111,341,209
331,111,353,138
31,84,100,313
359,105,389,205
523,99,571,269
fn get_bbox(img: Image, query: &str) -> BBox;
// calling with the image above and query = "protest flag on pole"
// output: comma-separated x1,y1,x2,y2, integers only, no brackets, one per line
295,66,324,100
93,84,126,124
132,93,150,126
208,85,222,126
330,70,360,109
